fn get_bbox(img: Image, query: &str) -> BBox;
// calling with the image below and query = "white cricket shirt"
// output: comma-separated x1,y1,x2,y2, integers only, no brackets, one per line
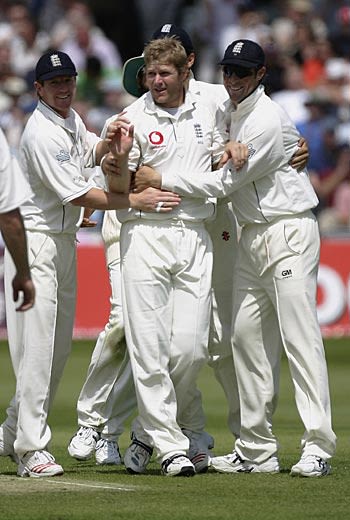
0,128,32,213
113,79,228,223
20,100,101,234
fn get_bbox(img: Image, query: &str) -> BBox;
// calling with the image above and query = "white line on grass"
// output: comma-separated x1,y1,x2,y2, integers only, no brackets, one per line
46,479,136,492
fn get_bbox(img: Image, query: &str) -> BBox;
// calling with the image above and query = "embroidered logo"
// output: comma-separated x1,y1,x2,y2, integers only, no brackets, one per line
50,54,62,67
194,123,203,142
282,269,292,278
232,42,244,55
247,143,256,159
160,24,172,34
149,131,164,145
222,230,230,241
56,149,70,163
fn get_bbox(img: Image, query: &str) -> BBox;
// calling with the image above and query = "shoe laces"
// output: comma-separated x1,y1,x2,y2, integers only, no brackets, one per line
161,454,189,471
77,427,98,441
96,438,118,454
26,450,55,465
301,454,326,467
130,436,153,456
227,451,245,464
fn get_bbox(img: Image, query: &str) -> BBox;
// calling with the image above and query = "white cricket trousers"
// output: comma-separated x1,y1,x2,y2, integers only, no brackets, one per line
76,248,136,439
120,219,213,462
3,231,77,458
206,200,241,439
233,211,336,463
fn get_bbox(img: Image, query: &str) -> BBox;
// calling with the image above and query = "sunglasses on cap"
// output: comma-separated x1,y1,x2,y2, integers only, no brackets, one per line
222,65,256,78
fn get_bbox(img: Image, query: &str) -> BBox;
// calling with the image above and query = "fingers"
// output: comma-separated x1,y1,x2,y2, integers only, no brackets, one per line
16,300,35,312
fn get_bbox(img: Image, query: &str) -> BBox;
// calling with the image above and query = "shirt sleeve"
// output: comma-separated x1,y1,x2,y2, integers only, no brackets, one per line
162,109,288,197
0,130,32,212
24,130,93,205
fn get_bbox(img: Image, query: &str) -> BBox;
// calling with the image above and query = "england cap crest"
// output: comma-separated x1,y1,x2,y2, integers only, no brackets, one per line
35,51,77,82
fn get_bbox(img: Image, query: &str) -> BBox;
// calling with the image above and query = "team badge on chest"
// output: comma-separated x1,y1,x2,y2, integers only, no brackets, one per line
56,149,70,163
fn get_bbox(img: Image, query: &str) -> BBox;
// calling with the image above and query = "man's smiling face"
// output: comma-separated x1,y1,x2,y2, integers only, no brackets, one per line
35,76,77,118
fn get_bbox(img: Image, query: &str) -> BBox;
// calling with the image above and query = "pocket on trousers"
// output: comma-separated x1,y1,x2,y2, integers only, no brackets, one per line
283,220,303,255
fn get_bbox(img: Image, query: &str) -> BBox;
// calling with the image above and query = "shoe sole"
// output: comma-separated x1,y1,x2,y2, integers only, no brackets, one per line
19,468,64,478
68,447,93,461
290,469,330,477
163,466,195,477
125,466,145,474
96,460,122,466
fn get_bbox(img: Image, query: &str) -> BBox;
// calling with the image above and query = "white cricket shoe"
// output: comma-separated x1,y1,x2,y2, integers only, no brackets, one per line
68,426,100,460
162,454,195,477
95,438,122,465
0,425,19,464
124,434,153,474
211,451,280,474
290,454,331,477
18,450,64,478
250,456,280,473
182,429,214,473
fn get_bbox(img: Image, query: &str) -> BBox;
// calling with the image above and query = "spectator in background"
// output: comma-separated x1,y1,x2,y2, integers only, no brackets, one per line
83,0,144,61
309,125,350,219
218,0,271,58
54,1,122,76
76,55,104,106
318,170,350,235
296,92,337,182
181,0,239,83
0,76,30,153
6,1,51,79
271,63,310,126
328,4,350,58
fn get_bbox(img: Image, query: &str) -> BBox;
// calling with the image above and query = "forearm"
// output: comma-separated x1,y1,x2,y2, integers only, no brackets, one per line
71,187,131,210
0,209,31,278
95,140,110,165
107,158,132,194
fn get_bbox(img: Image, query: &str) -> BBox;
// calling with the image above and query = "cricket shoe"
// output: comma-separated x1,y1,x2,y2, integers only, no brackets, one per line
18,450,63,478
95,438,122,465
0,425,19,464
161,454,195,477
250,456,280,473
211,451,279,474
290,454,331,477
68,426,100,460
182,429,214,473
210,451,254,473
124,433,153,474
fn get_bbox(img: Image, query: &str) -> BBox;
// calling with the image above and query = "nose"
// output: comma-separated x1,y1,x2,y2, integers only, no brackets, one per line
153,73,163,84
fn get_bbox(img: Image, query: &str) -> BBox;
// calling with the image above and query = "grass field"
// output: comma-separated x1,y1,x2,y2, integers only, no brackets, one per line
0,338,349,520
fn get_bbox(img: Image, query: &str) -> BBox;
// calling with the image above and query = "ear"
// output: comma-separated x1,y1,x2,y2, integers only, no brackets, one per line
34,80,42,95
257,66,266,81
187,52,195,69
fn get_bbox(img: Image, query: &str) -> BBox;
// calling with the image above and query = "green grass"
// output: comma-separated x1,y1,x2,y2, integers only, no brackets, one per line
0,338,349,520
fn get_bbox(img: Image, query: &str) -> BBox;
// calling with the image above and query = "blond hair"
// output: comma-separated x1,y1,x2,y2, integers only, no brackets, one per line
144,37,188,74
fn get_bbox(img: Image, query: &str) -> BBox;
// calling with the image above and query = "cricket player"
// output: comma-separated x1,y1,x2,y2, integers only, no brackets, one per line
138,39,337,477
109,36,231,477
0,50,180,478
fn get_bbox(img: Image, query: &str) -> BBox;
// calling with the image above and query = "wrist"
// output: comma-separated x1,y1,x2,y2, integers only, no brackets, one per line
129,193,138,209
100,153,108,174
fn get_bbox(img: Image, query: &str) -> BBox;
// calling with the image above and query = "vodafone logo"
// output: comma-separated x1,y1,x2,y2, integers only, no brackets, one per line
149,131,164,145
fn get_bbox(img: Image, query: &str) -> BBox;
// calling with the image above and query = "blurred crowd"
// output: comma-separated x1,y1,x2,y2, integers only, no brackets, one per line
0,0,350,236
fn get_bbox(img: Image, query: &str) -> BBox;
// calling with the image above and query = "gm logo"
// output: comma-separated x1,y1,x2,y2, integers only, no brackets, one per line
282,269,292,278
